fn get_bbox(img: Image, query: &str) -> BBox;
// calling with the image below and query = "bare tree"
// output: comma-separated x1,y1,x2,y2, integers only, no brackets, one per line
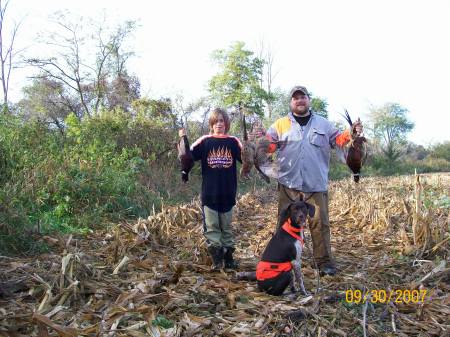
26,11,137,118
257,40,278,118
92,15,136,112
28,14,91,117
0,0,22,108
173,94,211,135
264,48,277,118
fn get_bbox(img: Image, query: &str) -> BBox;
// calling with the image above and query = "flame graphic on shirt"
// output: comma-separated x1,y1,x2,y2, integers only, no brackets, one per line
207,146,233,168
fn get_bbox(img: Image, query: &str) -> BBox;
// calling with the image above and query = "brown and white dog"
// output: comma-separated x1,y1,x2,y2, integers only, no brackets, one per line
238,196,315,296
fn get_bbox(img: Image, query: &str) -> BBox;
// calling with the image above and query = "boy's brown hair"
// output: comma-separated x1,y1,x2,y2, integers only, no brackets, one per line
209,108,230,134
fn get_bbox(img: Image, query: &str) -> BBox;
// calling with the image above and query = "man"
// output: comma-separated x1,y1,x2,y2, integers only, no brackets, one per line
264,86,362,276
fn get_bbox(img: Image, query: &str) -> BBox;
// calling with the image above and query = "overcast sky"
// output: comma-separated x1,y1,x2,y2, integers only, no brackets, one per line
7,0,450,145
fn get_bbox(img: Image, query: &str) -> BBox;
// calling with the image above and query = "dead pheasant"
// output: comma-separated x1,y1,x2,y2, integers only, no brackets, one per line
342,110,367,183
177,133,194,182
240,115,289,183
240,114,270,183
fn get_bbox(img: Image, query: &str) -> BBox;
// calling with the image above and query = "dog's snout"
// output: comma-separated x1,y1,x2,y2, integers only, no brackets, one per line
296,212,306,223
291,204,307,225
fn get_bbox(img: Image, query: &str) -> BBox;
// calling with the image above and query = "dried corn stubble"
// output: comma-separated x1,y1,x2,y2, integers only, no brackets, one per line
0,173,448,336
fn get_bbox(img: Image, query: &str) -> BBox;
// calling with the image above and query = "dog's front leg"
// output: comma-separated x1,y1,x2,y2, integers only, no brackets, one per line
292,242,309,296
289,269,297,293
236,271,257,281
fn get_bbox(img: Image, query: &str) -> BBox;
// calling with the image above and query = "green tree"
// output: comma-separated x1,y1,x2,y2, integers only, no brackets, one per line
428,141,450,161
17,77,79,133
405,142,428,160
369,102,414,161
132,97,176,128
208,41,268,117
268,88,289,122
311,96,328,119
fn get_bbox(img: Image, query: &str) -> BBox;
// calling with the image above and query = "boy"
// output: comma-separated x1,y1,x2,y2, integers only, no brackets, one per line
179,108,242,270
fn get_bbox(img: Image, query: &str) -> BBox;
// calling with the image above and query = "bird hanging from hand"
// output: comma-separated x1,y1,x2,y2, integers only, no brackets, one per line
240,114,271,183
177,131,194,182
240,115,290,182
342,110,367,182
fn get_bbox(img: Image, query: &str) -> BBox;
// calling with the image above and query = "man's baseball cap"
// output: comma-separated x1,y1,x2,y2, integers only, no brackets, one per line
289,85,309,98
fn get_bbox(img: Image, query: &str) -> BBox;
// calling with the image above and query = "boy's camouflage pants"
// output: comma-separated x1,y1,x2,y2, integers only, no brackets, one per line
202,206,235,248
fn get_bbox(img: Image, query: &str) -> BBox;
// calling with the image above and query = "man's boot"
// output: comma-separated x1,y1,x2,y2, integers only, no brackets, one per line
319,262,337,276
207,246,223,271
223,247,238,270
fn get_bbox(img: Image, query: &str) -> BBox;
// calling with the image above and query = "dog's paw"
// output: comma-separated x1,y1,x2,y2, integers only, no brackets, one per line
285,292,299,301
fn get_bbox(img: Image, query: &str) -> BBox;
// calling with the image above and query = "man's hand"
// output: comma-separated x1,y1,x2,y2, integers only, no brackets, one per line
179,128,186,138
248,124,266,141
352,119,363,136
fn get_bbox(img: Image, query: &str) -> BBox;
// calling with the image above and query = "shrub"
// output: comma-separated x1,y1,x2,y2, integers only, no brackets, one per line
0,110,189,254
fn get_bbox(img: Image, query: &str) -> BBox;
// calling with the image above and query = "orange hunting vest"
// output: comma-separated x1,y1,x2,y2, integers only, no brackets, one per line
256,219,304,281
256,260,292,281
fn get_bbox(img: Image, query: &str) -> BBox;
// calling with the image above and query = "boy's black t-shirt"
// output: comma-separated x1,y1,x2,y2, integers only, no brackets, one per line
191,135,242,212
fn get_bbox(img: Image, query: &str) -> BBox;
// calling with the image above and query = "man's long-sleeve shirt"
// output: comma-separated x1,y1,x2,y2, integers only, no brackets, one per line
265,112,351,192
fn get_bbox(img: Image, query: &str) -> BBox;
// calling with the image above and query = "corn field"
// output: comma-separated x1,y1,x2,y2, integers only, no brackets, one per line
0,173,449,336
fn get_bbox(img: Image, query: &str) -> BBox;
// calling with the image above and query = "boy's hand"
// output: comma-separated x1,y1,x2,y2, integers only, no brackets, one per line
179,128,186,138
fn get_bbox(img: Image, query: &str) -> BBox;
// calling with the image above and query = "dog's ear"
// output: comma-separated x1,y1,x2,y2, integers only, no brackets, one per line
277,204,291,228
306,202,315,218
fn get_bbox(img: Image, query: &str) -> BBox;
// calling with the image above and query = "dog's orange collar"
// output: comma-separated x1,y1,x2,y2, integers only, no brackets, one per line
282,218,304,245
